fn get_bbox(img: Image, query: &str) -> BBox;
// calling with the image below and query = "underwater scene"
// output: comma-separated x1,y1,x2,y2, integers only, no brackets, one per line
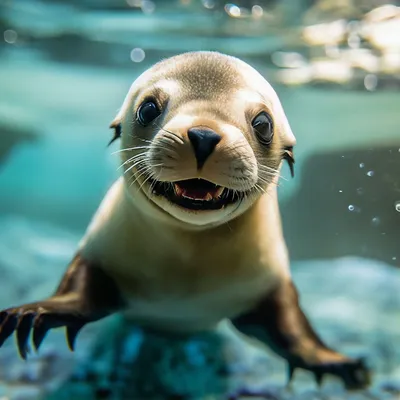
0,0,400,399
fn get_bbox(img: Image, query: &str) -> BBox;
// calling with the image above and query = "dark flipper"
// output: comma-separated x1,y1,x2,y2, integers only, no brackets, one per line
231,280,371,390
0,253,125,359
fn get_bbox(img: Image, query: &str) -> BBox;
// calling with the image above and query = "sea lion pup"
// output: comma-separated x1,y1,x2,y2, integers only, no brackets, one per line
0,51,370,389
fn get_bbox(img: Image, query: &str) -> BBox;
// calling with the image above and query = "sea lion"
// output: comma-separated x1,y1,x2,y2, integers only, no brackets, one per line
0,51,370,390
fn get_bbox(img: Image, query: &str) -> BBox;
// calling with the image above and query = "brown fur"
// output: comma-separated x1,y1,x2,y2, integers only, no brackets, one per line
0,52,370,390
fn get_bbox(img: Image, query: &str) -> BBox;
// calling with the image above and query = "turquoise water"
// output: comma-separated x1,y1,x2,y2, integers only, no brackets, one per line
0,1,399,399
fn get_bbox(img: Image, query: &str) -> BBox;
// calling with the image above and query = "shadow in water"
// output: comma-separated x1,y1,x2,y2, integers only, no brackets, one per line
282,144,400,268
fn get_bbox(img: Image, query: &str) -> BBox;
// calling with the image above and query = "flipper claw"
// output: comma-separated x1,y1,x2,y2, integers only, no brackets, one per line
0,254,125,359
0,302,89,358
66,323,84,351
32,316,51,352
0,313,18,347
287,364,296,384
314,371,323,387
16,313,34,359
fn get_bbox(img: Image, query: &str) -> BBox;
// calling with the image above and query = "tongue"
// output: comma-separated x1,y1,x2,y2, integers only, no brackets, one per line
180,186,218,201
174,180,221,201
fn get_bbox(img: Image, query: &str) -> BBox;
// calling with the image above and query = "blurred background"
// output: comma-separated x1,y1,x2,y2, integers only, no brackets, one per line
0,0,399,399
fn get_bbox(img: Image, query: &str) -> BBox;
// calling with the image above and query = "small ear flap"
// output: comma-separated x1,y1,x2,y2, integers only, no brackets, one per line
283,146,295,178
280,115,295,178
108,120,121,147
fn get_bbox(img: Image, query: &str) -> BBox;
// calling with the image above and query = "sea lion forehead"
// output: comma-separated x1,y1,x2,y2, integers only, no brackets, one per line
148,52,248,100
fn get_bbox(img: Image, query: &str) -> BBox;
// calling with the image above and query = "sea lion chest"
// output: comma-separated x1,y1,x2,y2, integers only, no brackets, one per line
106,228,276,331
81,185,284,332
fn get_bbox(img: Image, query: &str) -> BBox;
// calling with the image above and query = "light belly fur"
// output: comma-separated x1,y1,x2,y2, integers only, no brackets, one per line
80,179,290,333
121,265,276,332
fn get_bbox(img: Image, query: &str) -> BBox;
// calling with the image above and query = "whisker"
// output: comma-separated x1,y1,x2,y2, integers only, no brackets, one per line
152,142,180,156
257,163,278,170
112,145,152,155
118,153,147,170
257,164,282,174
131,163,164,198
148,171,161,194
258,166,287,182
259,176,282,189
254,184,266,195
137,166,161,193
152,122,184,144
134,137,153,144
223,142,249,152
129,165,151,189
259,173,282,186
124,158,149,176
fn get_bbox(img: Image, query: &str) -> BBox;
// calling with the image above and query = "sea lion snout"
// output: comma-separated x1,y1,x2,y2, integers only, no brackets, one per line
187,126,222,170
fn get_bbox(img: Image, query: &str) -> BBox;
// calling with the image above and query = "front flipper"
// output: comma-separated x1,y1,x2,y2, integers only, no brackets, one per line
231,280,371,390
0,253,125,359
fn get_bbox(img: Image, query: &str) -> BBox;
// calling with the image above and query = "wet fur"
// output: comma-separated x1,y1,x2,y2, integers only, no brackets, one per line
0,51,370,390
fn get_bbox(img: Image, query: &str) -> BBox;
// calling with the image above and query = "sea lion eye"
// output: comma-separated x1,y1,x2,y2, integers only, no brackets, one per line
137,101,161,126
252,111,273,146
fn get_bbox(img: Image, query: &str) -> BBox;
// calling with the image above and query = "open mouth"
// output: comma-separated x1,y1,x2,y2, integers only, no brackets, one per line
148,178,243,211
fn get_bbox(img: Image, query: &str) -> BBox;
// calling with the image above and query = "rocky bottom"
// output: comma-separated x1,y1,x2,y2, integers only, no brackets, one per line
0,217,399,400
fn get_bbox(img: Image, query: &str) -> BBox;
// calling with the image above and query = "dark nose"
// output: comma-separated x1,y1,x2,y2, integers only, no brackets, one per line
187,127,222,169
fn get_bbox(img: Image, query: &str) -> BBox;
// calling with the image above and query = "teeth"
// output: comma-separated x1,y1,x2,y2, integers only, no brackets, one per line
174,183,183,197
173,183,227,202
182,194,208,201
205,192,213,201
214,187,225,199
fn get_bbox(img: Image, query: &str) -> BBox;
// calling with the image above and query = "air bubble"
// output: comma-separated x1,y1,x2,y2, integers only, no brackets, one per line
225,3,241,17
130,48,145,63
359,163,365,168
395,201,400,212
252,5,263,18
348,204,361,213
202,0,215,8
366,170,374,177
364,74,378,91
4,29,17,44
356,187,364,195
141,0,155,14
371,217,380,227
126,0,141,6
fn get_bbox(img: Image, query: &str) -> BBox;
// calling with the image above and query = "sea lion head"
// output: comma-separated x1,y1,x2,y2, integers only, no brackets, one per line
110,51,296,227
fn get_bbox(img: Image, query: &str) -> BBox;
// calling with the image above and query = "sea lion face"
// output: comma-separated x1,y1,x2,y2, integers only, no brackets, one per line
112,52,296,227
